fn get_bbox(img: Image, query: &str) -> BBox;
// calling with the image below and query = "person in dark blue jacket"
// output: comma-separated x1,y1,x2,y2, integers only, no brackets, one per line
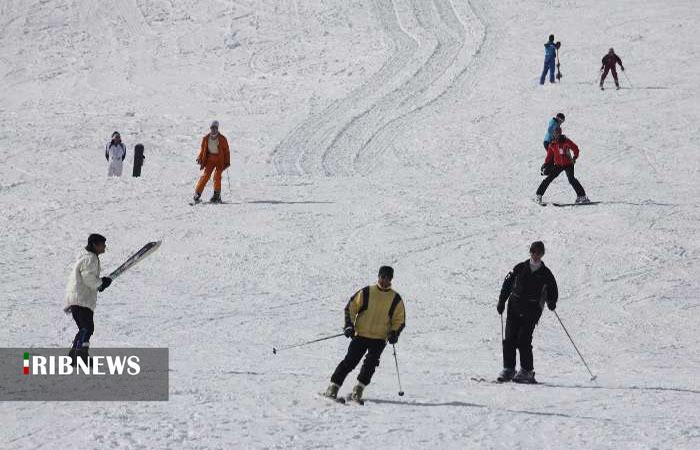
543,113,565,150
539,35,561,85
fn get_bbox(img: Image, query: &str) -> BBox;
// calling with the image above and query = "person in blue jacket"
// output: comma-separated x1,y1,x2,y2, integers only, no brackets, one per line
539,35,561,85
543,113,565,150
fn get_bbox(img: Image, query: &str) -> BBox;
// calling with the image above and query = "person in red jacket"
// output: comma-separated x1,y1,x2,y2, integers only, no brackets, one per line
536,127,589,204
600,48,625,90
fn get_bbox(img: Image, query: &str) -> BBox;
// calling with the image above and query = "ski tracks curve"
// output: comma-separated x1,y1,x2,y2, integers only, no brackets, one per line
271,0,487,177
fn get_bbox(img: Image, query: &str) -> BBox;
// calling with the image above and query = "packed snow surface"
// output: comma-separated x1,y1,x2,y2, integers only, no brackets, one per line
1,0,699,448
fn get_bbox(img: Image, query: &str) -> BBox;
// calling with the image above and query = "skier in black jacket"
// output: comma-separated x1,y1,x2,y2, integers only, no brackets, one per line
496,241,558,383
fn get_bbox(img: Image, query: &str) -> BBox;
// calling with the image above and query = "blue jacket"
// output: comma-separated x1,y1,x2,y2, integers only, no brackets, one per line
544,118,559,142
544,42,557,61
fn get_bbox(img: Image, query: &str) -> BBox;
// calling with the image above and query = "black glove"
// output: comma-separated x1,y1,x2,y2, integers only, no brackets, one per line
343,326,355,338
547,301,556,311
387,330,399,344
621,66,625,71
98,277,112,292
497,300,505,315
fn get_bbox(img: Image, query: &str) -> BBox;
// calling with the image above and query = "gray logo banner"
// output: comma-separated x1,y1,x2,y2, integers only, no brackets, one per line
0,348,168,401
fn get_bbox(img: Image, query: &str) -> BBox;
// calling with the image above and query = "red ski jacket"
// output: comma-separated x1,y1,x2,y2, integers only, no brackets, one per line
545,137,580,167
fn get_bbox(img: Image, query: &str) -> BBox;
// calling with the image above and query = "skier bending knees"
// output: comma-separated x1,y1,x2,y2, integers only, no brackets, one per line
496,241,558,383
536,127,589,204
324,266,406,403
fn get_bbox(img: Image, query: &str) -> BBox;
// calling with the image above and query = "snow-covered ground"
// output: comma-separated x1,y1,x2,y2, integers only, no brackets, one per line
1,0,699,448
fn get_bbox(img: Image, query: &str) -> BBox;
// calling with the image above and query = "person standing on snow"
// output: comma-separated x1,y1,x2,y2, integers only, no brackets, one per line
536,127,589,204
106,132,126,177
193,120,230,203
543,113,565,151
600,48,625,90
497,241,558,384
63,234,113,365
323,266,406,403
539,35,561,85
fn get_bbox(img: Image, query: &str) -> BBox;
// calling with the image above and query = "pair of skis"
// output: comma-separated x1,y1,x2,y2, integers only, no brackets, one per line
539,201,600,207
105,241,162,281
318,392,364,405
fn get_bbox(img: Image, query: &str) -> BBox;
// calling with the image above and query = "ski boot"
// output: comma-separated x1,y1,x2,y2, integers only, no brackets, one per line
575,195,590,204
512,369,537,384
497,368,516,382
323,383,340,399
192,192,202,204
210,191,222,203
72,347,90,368
349,383,365,405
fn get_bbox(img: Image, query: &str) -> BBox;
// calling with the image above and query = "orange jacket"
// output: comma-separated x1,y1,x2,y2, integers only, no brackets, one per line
197,134,230,169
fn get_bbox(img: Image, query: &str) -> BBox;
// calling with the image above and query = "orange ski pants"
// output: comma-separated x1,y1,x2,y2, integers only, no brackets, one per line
195,153,224,194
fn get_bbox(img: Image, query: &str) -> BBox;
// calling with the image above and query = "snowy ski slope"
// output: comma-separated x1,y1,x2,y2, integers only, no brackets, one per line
1,0,699,448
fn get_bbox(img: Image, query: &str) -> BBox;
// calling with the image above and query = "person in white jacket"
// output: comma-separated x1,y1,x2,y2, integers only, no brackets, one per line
64,234,112,364
106,131,126,177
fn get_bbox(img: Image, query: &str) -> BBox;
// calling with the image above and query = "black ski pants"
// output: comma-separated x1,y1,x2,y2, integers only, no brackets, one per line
600,66,619,87
536,164,586,197
70,305,94,349
503,301,542,371
331,336,386,386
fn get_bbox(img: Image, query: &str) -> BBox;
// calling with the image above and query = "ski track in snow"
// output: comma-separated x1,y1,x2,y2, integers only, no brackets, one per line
1,0,700,449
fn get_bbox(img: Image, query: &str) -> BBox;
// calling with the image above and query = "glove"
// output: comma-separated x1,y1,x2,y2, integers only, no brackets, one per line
97,277,112,292
497,300,505,315
387,330,399,344
547,301,556,311
343,326,355,338
621,66,625,71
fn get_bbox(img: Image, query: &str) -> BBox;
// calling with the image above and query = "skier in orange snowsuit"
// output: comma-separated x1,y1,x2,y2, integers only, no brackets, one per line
193,120,230,203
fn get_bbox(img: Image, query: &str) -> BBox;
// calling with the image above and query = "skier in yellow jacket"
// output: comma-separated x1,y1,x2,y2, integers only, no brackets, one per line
324,266,406,403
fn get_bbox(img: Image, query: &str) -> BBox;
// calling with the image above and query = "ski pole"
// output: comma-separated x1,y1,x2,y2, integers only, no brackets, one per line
392,344,405,396
500,314,504,342
622,70,633,88
226,170,232,195
553,311,597,381
272,332,343,354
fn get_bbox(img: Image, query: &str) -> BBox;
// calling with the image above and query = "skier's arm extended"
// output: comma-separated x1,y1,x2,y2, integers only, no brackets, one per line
80,257,103,291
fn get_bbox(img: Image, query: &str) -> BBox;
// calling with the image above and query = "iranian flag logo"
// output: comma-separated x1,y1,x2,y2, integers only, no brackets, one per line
23,352,29,375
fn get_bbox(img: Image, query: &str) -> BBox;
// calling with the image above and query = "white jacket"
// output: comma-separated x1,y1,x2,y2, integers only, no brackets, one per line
64,250,102,313
106,142,126,176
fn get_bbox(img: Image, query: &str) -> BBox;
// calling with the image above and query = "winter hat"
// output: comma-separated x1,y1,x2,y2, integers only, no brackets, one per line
378,266,394,279
556,113,565,121
548,34,554,42
530,241,545,255
210,120,219,129
87,233,107,246
112,131,120,138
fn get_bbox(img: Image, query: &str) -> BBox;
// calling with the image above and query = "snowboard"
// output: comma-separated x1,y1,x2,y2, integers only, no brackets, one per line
107,241,162,280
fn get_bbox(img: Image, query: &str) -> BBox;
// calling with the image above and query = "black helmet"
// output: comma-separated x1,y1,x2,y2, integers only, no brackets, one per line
530,241,545,255
556,112,565,121
87,233,107,246
378,266,394,279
